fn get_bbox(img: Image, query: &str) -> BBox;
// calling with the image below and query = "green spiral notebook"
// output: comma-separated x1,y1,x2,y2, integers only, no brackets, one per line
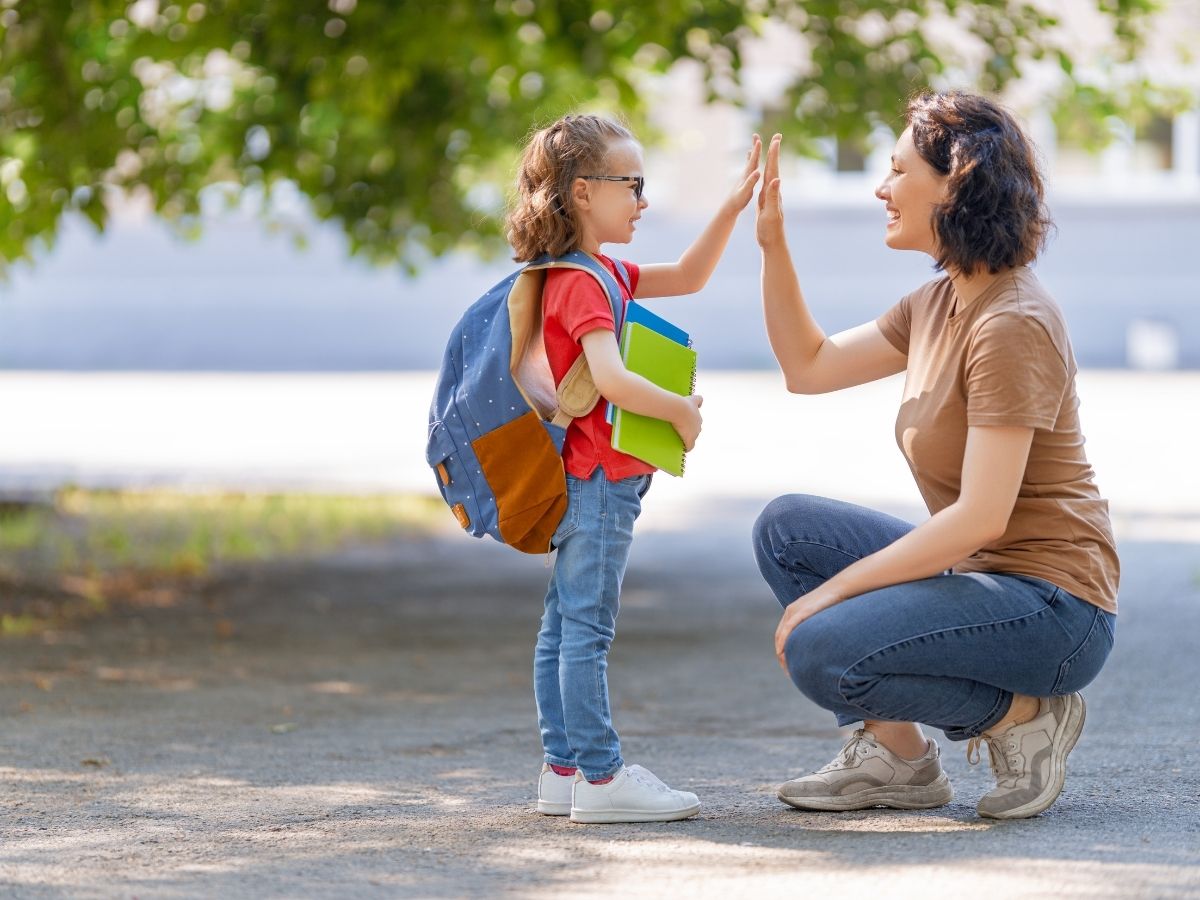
610,321,698,477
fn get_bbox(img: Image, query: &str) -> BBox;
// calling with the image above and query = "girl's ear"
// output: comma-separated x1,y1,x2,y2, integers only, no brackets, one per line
571,177,591,210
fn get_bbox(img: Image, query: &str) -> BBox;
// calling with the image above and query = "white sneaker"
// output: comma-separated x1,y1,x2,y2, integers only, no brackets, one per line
570,765,701,824
537,763,574,815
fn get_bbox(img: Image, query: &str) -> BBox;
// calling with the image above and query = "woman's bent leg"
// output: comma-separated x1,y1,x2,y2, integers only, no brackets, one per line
754,493,917,731
753,494,916,611
784,572,1113,738
753,493,1114,816
753,494,1114,736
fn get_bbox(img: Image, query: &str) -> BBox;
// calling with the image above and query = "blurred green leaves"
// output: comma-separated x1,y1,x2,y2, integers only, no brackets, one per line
0,0,1172,272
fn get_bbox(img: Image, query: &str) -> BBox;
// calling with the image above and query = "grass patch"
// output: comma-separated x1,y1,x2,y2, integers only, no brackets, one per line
0,489,445,634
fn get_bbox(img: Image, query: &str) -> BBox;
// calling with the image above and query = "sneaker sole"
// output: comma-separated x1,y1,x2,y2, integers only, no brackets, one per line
778,773,954,812
569,801,701,824
978,693,1086,821
537,800,571,815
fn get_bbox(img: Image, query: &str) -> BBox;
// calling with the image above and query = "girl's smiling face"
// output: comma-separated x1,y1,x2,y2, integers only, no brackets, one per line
573,138,648,252
875,127,948,257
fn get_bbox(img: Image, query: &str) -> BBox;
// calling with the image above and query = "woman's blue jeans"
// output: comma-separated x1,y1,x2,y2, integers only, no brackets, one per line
753,494,1116,740
534,469,651,781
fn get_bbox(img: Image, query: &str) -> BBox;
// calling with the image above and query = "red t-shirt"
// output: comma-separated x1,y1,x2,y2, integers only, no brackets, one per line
542,255,657,480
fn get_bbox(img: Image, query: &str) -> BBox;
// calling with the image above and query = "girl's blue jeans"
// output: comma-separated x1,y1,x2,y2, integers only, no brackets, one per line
534,469,651,781
753,494,1116,740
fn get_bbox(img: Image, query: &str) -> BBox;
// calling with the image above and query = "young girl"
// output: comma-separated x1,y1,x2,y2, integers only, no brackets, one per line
506,114,760,823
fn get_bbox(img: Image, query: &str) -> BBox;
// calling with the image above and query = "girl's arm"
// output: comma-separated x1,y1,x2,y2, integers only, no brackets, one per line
634,135,761,299
772,424,1035,666
579,329,703,449
758,134,906,393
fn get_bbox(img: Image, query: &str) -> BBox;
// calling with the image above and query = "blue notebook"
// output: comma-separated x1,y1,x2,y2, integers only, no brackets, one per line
606,302,692,423
625,301,690,346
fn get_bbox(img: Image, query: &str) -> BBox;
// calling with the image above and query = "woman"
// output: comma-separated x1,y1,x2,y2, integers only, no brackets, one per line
752,92,1119,820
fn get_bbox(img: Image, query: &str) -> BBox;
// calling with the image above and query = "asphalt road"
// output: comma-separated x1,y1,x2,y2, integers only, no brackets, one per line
2,501,1198,898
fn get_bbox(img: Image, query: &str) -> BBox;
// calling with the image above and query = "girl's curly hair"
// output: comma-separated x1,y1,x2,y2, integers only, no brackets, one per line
506,114,635,262
907,91,1054,274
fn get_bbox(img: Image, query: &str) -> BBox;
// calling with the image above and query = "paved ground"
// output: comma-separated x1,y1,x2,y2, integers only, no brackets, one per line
2,500,1199,898
2,371,1198,896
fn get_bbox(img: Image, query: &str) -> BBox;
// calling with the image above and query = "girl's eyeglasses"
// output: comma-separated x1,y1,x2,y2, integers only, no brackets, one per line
580,175,645,201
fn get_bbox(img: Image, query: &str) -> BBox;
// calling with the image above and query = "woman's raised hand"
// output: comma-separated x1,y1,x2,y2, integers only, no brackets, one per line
755,133,784,249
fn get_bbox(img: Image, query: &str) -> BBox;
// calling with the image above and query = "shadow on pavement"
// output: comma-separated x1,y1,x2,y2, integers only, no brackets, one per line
2,497,1198,897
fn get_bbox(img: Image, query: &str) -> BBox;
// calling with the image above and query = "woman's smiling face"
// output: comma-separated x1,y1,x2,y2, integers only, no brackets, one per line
875,127,948,257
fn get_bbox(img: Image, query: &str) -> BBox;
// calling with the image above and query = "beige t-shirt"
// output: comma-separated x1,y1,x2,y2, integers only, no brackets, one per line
877,267,1119,613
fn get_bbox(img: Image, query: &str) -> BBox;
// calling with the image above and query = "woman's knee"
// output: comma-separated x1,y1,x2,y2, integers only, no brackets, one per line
782,618,845,707
752,494,823,569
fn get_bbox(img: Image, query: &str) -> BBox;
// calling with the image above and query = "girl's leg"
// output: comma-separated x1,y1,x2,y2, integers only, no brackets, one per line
533,577,574,769
552,471,648,782
533,475,588,771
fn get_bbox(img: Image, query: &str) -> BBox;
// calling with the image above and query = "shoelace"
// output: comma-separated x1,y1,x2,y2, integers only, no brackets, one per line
966,734,1022,787
816,729,873,774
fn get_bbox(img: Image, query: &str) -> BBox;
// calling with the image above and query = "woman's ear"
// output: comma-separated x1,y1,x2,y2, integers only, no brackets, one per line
571,177,591,210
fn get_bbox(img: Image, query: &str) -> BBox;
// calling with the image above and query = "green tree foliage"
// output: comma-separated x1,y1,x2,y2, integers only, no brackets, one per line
0,0,1169,271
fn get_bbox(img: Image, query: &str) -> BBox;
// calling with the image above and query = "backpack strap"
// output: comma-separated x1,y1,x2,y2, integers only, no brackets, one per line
525,250,628,429
528,250,625,331
610,258,633,297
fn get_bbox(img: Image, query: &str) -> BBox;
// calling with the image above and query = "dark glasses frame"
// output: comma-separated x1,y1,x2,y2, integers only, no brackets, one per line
580,175,645,201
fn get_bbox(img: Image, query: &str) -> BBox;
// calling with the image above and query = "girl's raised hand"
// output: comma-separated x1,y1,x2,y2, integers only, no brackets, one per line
723,134,762,214
756,133,784,249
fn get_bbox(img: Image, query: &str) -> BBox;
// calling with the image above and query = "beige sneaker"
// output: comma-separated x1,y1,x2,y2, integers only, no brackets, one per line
777,729,954,811
968,693,1086,820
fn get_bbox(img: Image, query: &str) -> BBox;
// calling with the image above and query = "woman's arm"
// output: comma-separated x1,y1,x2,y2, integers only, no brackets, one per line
757,134,907,393
773,424,1036,666
634,136,761,299
579,329,703,449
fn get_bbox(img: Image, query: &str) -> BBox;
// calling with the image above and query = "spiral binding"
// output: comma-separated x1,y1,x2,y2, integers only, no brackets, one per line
680,360,698,475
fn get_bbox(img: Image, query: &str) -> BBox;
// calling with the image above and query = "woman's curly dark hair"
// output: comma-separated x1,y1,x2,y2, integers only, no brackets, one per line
907,92,1054,274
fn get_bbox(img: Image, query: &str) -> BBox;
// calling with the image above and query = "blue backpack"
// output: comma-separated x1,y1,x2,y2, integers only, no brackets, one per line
426,250,629,553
